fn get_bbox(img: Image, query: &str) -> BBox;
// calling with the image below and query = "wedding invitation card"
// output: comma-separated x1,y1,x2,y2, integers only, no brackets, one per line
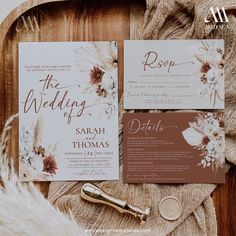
123,113,225,183
124,40,224,109
19,42,119,181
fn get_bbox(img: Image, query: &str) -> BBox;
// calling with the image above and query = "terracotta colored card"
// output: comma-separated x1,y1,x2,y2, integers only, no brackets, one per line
19,42,119,181
124,40,224,109
123,113,225,183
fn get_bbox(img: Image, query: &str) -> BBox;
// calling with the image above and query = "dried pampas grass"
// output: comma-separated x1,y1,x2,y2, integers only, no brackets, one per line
0,114,88,236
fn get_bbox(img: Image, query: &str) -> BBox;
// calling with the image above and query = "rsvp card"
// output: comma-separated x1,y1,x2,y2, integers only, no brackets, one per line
124,40,224,109
123,113,225,183
19,42,119,181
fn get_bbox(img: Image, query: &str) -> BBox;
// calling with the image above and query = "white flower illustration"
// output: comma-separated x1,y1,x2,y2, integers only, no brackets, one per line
182,113,224,172
192,41,224,107
74,42,118,118
19,119,58,181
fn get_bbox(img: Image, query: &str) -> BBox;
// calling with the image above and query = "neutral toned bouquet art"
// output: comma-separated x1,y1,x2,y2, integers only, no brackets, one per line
182,112,225,172
193,41,224,107
74,41,118,118
19,117,58,181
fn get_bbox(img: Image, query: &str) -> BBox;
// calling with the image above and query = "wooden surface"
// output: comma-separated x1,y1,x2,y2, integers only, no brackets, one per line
213,167,236,236
0,0,235,235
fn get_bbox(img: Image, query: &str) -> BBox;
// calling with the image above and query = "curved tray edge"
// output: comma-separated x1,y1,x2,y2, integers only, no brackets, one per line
0,0,65,51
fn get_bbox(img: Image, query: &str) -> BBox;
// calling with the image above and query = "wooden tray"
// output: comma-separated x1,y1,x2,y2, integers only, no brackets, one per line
0,0,144,165
0,1,235,235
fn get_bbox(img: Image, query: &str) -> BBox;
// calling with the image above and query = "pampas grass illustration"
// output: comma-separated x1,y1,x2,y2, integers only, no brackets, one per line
191,41,224,108
0,114,88,236
20,117,59,181
73,42,118,119
33,117,42,148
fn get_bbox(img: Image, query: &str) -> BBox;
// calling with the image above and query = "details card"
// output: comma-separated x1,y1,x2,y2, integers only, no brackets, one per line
123,113,225,183
124,40,224,109
19,42,119,181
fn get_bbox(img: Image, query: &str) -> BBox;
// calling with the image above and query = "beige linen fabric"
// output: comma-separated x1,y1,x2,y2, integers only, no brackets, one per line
48,1,236,235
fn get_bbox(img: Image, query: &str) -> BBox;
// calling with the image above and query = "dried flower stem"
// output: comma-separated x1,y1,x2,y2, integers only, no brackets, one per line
33,117,42,148
0,114,18,157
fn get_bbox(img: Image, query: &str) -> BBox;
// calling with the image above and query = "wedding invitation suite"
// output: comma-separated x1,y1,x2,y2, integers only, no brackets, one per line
123,113,225,183
124,40,224,109
19,42,119,181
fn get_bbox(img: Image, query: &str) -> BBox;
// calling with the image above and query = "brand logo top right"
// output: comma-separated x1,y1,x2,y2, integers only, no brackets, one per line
205,7,229,29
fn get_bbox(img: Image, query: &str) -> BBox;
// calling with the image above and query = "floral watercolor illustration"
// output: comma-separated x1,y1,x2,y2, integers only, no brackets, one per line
73,41,118,118
192,41,224,108
182,113,224,172
19,118,58,181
